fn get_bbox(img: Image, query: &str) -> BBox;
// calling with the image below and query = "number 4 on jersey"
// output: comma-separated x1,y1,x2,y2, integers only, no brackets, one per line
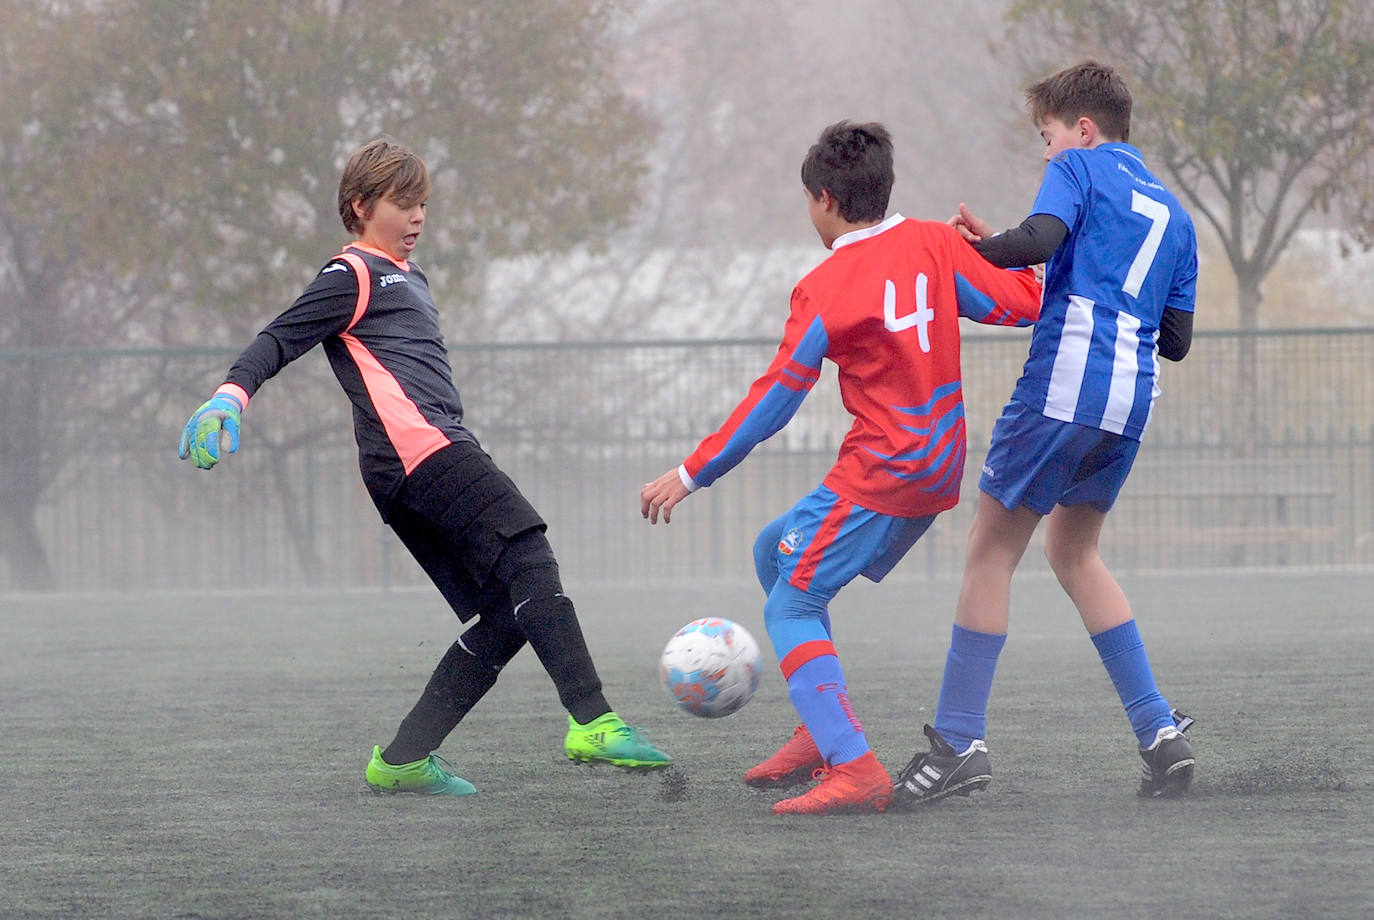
885,273,934,351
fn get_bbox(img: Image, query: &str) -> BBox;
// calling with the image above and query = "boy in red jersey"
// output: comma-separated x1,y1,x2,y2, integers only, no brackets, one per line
640,121,1041,815
178,139,670,796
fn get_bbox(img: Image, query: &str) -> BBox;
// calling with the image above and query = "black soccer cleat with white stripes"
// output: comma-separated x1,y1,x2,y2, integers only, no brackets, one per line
1138,708,1195,798
891,723,992,808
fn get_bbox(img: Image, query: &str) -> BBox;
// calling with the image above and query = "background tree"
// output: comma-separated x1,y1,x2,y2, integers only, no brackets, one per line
478,0,1035,341
1008,0,1374,329
1004,0,1374,441
0,0,651,588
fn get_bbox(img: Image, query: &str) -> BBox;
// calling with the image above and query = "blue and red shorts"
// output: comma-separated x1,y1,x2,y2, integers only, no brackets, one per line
766,484,934,599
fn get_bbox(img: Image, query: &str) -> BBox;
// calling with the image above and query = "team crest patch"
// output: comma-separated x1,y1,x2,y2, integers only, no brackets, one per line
778,527,804,556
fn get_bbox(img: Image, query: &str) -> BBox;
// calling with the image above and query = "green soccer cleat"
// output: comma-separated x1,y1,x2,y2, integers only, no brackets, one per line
365,745,477,796
564,712,672,770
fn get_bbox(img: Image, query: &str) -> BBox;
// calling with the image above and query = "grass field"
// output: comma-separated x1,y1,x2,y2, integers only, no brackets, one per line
3,571,1372,919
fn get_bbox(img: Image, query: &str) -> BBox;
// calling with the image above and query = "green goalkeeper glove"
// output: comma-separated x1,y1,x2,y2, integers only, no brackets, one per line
177,392,243,470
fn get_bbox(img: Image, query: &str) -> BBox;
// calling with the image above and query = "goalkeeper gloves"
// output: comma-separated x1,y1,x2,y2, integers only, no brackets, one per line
177,391,243,470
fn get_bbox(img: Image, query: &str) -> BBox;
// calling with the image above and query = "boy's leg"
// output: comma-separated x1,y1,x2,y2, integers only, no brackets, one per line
392,442,611,722
752,514,786,593
895,493,1036,807
935,492,1039,748
1046,504,1176,746
1043,503,1131,632
386,443,666,768
765,582,869,767
762,492,925,769
490,535,670,768
494,540,609,725
764,581,893,815
753,514,832,635
382,603,527,765
743,514,836,791
760,494,930,813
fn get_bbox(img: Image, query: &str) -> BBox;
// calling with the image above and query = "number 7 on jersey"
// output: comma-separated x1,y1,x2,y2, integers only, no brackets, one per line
1123,190,1170,298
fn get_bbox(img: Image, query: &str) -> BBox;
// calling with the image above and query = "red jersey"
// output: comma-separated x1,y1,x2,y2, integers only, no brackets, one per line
683,215,1041,517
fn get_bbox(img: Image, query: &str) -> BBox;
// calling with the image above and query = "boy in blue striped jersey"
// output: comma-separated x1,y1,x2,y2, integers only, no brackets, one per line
893,61,1200,805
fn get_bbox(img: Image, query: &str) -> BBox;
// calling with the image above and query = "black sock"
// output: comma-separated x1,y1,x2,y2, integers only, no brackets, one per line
383,638,499,765
513,593,610,724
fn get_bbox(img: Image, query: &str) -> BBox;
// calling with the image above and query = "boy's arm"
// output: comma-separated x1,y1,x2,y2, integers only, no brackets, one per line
641,289,827,523
1159,231,1199,361
951,202,1068,269
971,213,1068,268
1158,308,1193,361
945,227,1043,327
177,262,358,470
223,265,360,397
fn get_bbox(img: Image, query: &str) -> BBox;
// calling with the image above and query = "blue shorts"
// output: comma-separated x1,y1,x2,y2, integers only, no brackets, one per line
979,400,1139,515
767,485,935,599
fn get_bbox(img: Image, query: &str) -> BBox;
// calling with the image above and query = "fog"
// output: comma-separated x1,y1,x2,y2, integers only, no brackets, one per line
1,7,1371,917
489,0,1043,340
1,0,1371,595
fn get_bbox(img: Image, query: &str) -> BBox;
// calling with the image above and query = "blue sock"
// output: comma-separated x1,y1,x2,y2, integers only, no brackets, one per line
764,581,864,766
1091,620,1175,746
785,653,870,766
933,624,1006,751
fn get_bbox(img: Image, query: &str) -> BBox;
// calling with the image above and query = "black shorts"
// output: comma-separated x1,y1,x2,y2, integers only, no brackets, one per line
387,441,549,621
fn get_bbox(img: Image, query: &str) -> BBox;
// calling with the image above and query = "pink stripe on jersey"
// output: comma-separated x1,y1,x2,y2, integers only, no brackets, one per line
336,250,450,475
337,253,373,332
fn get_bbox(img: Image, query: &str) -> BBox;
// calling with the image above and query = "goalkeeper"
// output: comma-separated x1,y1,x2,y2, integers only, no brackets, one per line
178,138,670,796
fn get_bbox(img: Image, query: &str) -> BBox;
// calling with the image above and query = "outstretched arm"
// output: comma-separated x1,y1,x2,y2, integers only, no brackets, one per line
640,290,828,523
951,203,1068,269
946,226,1044,327
175,257,358,470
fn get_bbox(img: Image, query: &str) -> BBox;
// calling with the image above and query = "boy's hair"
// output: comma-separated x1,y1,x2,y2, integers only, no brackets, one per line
1026,60,1132,142
338,138,430,235
801,121,894,223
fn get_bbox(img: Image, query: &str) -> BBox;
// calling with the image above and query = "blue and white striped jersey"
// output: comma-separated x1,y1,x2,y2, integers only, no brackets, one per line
1012,143,1198,440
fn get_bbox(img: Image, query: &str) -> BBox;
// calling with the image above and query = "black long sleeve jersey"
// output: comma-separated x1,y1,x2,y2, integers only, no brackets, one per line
224,242,477,515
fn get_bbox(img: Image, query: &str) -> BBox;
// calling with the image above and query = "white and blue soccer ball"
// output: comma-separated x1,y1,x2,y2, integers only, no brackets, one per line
659,617,762,718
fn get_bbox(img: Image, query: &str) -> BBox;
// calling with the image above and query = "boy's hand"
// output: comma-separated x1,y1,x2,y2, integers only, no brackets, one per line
641,468,692,524
949,202,994,243
177,393,243,470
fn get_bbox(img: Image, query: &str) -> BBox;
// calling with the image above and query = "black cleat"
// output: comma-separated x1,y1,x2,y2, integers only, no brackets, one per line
892,724,991,808
1138,709,1195,798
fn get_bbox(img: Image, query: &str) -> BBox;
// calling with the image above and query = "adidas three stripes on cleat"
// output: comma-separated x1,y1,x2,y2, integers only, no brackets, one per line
1138,709,1195,798
892,724,992,808
564,712,672,769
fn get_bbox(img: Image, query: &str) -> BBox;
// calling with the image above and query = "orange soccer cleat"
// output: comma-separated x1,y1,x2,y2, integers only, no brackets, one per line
744,724,825,789
771,750,893,816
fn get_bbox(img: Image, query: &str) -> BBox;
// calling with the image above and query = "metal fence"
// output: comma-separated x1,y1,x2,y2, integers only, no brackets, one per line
2,328,1371,593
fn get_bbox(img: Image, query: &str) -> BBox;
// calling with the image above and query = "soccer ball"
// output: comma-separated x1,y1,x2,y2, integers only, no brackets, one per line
659,617,762,718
